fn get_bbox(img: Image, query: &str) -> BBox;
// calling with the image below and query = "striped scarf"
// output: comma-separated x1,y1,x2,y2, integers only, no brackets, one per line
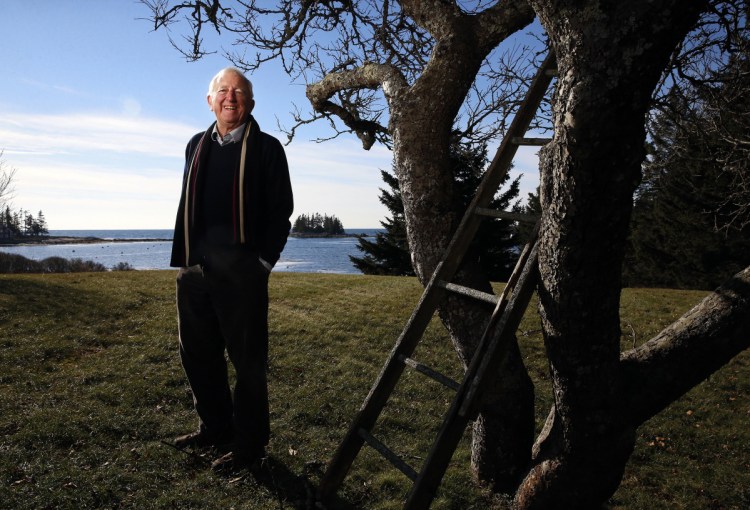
181,121,253,264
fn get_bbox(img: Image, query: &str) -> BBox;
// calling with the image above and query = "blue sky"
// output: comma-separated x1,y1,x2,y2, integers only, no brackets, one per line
0,0,539,230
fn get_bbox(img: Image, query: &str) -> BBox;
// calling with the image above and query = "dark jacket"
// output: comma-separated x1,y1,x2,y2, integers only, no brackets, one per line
170,115,293,268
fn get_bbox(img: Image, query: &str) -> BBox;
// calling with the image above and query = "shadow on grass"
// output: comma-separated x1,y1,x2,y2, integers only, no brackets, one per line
163,442,360,510
250,455,360,510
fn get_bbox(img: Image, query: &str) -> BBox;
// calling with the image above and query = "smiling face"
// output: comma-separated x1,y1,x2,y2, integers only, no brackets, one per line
207,70,255,135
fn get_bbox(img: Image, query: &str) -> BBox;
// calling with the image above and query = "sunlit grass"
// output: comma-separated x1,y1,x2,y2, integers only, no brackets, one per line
0,272,747,509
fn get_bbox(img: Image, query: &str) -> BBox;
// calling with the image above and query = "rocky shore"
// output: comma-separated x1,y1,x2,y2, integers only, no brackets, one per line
0,235,171,247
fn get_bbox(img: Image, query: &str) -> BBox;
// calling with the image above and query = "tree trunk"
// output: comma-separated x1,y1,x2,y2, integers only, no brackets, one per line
390,6,536,491
514,2,712,507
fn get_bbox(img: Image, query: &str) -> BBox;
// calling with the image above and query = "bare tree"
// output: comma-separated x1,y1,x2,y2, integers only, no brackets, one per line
649,0,750,232
142,1,750,507
0,151,16,210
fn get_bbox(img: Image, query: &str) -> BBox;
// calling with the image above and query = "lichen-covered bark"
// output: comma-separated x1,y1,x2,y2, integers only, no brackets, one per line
621,266,750,425
515,1,712,507
390,3,537,489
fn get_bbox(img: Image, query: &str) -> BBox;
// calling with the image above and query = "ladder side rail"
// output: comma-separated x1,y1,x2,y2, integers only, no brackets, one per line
405,225,540,508
398,55,555,506
435,52,555,277
404,241,541,509
481,221,541,334
317,268,450,499
459,239,540,417
318,89,544,496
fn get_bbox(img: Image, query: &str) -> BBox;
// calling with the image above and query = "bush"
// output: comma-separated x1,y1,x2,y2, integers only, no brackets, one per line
0,252,107,274
40,256,74,273
0,252,41,273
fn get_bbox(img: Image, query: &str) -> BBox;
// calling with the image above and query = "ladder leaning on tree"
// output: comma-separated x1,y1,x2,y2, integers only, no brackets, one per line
317,53,558,510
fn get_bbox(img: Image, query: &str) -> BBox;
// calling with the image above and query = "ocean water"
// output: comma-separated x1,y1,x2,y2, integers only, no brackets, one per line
0,229,380,273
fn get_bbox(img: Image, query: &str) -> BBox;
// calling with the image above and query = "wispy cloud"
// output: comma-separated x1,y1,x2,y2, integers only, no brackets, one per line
1,110,392,229
19,77,85,98
0,111,195,159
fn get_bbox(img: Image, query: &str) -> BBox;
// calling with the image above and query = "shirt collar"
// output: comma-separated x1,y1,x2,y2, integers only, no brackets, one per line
211,123,246,146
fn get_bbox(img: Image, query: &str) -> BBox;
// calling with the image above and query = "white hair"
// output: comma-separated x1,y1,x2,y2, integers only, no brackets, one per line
207,67,254,99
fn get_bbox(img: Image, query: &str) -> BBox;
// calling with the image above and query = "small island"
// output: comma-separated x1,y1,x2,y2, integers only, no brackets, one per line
290,213,361,238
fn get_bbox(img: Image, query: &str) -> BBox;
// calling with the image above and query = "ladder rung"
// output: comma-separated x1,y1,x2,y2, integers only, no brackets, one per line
474,208,539,223
438,281,499,306
358,428,418,481
398,355,460,391
511,137,552,146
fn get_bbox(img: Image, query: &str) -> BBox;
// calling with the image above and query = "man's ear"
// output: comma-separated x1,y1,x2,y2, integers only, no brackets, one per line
248,99,255,114
207,94,214,111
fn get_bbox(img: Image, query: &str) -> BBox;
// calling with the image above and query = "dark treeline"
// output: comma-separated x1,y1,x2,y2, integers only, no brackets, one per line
624,37,750,290
1,206,48,240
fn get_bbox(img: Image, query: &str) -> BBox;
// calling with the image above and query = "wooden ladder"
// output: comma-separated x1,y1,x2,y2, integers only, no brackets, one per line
317,53,557,510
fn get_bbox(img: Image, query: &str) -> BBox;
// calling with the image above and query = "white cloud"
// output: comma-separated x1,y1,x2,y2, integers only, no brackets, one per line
1,110,392,229
0,111,195,159
286,139,392,228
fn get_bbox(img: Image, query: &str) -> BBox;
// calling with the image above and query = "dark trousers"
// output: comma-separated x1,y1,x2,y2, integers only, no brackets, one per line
176,251,270,455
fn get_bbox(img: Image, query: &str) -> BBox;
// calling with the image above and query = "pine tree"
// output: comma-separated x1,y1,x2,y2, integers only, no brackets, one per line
516,187,541,245
33,210,48,236
5,206,20,236
351,141,522,280
350,170,414,276
24,212,34,236
625,50,750,289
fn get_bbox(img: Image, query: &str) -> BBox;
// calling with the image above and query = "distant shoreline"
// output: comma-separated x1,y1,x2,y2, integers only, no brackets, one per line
0,231,371,247
0,236,172,247
289,232,370,238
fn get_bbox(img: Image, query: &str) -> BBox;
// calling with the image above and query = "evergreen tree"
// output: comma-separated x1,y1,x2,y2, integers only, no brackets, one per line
33,210,48,236
625,53,750,289
5,206,20,236
23,212,34,236
351,141,522,280
516,187,541,245
350,170,414,276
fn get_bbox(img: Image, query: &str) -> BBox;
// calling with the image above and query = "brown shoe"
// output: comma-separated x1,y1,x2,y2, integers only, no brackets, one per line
210,449,265,474
174,430,232,450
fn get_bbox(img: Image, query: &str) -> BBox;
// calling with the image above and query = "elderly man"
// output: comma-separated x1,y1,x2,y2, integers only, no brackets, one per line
170,67,293,473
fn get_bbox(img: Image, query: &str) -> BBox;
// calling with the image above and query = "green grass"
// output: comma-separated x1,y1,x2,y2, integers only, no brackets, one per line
0,271,747,509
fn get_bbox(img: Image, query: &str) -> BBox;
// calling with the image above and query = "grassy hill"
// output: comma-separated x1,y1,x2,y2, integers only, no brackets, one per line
0,271,747,509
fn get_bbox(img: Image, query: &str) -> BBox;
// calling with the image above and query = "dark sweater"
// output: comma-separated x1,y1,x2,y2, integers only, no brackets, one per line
198,140,241,251
170,116,294,268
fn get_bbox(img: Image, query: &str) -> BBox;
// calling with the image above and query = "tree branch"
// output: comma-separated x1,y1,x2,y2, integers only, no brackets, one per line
621,265,750,426
305,62,407,149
